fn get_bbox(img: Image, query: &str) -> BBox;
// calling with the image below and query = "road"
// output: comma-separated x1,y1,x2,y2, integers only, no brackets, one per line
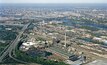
0,23,30,63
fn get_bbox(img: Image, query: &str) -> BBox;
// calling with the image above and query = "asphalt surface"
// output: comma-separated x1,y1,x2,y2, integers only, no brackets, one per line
0,23,30,63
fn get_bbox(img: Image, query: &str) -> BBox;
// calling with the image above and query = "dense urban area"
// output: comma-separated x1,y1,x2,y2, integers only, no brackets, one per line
0,4,107,65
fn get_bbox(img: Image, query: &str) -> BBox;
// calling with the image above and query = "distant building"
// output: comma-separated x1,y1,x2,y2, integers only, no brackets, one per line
20,41,47,51
20,42,35,51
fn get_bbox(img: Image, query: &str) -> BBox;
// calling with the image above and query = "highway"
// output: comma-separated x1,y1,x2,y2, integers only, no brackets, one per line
0,23,30,63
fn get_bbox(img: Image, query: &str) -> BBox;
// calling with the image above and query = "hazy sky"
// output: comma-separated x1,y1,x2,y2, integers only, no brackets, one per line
0,0,107,3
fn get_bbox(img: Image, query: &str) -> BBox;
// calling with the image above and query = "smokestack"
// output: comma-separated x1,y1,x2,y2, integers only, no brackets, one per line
64,26,67,48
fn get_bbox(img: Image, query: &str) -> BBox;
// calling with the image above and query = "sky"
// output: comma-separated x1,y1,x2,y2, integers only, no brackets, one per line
0,0,107,3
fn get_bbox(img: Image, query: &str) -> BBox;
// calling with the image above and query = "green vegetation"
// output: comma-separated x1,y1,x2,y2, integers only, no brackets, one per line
79,37,104,45
3,57,18,64
80,26,99,31
0,40,12,53
0,30,17,40
6,25,22,30
0,25,21,54
36,37,45,41
15,50,68,65
0,47,3,53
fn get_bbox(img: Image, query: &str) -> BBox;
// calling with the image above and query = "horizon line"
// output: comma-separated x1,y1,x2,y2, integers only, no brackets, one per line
0,2,107,4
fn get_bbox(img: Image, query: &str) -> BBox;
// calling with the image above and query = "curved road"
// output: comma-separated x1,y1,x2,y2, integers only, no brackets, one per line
0,23,30,63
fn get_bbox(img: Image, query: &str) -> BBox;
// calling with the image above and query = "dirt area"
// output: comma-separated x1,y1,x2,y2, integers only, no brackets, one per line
47,53,66,61
71,44,107,63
